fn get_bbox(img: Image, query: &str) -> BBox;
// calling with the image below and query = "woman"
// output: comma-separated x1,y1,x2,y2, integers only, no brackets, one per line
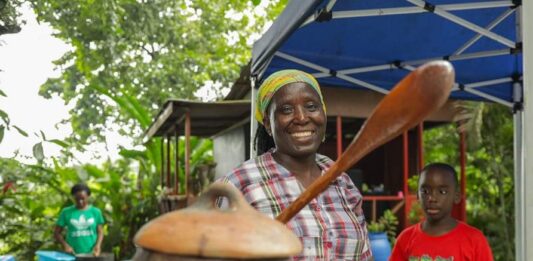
54,183,105,256
222,69,372,260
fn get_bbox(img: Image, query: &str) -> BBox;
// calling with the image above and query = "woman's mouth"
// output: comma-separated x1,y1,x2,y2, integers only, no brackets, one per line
290,131,314,138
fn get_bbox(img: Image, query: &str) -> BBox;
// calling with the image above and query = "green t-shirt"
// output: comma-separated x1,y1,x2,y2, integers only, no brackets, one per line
56,205,105,254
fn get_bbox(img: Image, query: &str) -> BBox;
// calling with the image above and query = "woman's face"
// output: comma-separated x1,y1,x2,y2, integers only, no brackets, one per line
73,190,90,209
264,82,326,158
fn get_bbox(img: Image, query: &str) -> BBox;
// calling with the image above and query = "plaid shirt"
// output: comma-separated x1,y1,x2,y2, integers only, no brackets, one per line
221,150,372,260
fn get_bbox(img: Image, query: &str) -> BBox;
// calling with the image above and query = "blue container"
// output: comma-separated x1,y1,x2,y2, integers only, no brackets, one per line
35,251,75,261
0,255,15,261
369,232,392,261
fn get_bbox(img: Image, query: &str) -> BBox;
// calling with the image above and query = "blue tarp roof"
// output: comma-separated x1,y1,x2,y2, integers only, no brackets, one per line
251,0,523,107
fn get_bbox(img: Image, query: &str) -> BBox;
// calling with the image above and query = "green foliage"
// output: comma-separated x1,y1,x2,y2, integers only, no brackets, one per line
0,1,288,259
423,102,515,259
0,156,161,259
29,0,287,144
367,210,399,245
0,90,27,144
0,0,24,35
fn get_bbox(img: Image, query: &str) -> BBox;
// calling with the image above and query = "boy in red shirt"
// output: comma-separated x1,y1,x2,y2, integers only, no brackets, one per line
390,163,493,261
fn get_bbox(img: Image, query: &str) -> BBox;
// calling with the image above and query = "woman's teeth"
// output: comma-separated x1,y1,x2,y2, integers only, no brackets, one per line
291,131,312,137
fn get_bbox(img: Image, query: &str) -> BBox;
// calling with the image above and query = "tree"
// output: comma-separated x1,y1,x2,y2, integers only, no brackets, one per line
1,1,289,259
29,0,287,146
0,0,23,35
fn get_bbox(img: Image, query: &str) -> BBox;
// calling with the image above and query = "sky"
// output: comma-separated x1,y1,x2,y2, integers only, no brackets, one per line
0,5,131,164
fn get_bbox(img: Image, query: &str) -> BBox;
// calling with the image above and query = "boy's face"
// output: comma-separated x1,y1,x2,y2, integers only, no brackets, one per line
418,169,460,223
73,190,90,209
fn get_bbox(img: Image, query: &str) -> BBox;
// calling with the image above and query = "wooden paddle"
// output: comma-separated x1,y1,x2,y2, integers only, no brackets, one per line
276,61,455,223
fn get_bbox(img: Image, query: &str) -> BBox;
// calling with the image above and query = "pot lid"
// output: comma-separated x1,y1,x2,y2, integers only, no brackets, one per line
134,183,302,259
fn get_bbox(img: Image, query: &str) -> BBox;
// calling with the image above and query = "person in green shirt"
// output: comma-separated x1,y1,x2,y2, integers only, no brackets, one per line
54,183,105,256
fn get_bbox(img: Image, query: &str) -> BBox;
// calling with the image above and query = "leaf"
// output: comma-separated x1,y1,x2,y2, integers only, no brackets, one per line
40,130,47,141
48,139,70,148
13,125,28,137
0,109,9,125
251,0,261,6
119,148,146,159
84,165,105,178
0,125,4,143
32,142,44,161
0,89,6,97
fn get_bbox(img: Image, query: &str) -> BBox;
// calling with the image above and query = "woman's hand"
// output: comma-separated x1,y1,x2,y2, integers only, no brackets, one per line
93,245,101,256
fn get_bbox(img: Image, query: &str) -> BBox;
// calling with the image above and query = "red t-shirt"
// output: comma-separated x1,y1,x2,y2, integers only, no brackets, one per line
389,221,493,261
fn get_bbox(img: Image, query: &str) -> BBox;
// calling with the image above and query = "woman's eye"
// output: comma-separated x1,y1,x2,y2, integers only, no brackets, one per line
420,189,428,194
440,189,448,195
306,103,319,111
280,106,293,114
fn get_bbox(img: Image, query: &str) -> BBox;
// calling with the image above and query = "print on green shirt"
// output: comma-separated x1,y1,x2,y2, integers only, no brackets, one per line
56,205,104,254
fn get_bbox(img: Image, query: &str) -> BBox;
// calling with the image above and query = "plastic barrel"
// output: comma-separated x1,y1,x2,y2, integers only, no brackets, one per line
369,232,391,261
35,251,75,261
0,255,16,261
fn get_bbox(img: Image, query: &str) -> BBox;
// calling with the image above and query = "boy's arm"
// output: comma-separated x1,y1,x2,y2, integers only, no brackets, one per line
54,225,74,254
93,208,105,256
93,224,104,256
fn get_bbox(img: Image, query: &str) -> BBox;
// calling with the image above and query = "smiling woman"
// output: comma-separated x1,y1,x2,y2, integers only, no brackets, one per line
220,69,372,260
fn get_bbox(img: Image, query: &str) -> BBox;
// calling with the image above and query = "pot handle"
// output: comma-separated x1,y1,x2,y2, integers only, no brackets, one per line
189,182,248,212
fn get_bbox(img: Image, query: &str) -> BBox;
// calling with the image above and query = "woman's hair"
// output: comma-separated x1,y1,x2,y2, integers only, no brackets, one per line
254,124,275,155
71,183,91,196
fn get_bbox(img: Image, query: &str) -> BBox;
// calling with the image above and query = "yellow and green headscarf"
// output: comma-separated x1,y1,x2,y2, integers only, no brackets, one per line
255,69,326,125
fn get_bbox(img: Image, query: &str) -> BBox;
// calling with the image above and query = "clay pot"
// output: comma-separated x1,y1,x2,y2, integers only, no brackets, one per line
132,183,302,260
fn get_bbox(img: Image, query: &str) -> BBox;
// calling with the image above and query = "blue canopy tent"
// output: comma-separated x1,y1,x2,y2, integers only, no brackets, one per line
250,1,532,259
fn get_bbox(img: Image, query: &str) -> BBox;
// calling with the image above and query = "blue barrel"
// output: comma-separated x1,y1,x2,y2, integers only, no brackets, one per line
369,232,391,261
35,251,75,261
0,255,15,261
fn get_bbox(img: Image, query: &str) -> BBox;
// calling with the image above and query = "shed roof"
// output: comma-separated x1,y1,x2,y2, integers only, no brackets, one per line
144,99,250,141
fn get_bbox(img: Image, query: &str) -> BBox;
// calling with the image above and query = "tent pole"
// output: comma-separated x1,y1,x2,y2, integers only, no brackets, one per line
514,95,524,261
519,1,533,259
250,76,258,158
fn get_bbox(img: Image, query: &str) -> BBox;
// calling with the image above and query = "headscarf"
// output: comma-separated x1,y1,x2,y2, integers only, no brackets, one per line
255,69,326,125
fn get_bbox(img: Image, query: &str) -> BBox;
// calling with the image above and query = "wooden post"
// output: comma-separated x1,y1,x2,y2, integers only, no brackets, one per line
459,130,467,221
336,115,343,159
175,129,180,195
185,110,191,196
160,138,164,189
418,123,424,170
403,132,410,225
166,135,171,192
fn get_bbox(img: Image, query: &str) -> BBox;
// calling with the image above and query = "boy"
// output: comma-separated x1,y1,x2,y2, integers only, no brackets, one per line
54,183,105,256
389,163,493,261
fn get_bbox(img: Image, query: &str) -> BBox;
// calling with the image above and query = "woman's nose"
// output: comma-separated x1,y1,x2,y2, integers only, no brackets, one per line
294,106,309,123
